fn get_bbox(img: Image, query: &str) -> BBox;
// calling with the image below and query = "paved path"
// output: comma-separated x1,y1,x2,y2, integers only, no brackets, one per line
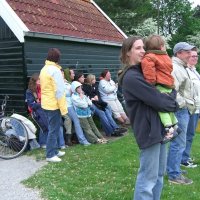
0,156,47,200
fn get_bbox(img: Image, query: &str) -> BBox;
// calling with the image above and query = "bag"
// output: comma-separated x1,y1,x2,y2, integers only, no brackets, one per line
8,134,24,152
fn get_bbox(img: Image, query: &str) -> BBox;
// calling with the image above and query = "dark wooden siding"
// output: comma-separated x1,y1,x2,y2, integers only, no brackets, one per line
0,17,26,114
24,37,122,81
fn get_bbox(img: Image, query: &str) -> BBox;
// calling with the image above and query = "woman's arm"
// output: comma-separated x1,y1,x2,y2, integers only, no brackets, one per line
71,94,89,108
99,80,117,94
123,71,178,112
26,90,41,111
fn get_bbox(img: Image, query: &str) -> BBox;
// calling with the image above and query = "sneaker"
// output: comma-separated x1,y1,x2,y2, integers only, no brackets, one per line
100,139,108,144
57,151,65,157
29,139,40,150
41,145,46,149
161,130,180,144
46,156,61,162
102,138,108,142
116,127,128,133
112,129,124,137
124,118,130,125
173,124,182,134
168,175,193,185
60,145,66,149
181,170,188,175
188,157,195,162
97,139,107,144
83,143,91,146
181,161,197,168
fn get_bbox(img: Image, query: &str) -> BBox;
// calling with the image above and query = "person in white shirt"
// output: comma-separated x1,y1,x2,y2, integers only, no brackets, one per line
98,69,130,125
181,50,200,168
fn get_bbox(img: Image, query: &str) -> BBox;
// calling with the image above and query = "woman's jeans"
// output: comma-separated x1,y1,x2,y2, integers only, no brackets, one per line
39,129,48,146
181,113,199,163
57,126,65,147
167,108,190,179
44,109,61,158
68,106,90,145
39,122,64,147
92,104,118,136
134,143,167,200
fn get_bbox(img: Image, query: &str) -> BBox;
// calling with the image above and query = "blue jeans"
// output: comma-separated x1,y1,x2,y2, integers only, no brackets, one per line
39,129,48,146
92,104,118,136
44,109,62,158
38,123,64,147
167,108,190,179
104,105,119,129
182,113,199,163
134,143,167,200
57,126,65,147
68,106,90,145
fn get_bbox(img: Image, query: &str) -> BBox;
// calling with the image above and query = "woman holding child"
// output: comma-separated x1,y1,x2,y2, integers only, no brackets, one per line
119,36,178,199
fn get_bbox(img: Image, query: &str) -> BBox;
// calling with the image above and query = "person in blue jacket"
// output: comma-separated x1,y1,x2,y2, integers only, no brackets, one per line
26,73,48,148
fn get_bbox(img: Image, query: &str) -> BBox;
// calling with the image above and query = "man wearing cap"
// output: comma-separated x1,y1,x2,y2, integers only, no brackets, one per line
167,42,197,185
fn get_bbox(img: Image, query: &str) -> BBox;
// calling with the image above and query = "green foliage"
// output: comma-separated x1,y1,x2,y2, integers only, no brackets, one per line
134,18,157,36
187,32,200,50
94,0,200,51
95,0,156,35
25,133,138,200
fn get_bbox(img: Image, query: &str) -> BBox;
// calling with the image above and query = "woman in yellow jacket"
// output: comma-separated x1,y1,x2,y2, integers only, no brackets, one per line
40,48,67,162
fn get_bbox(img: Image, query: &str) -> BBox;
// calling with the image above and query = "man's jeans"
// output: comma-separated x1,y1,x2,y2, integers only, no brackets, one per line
92,104,118,136
167,108,190,179
182,113,199,163
134,143,167,200
68,106,90,145
44,109,61,158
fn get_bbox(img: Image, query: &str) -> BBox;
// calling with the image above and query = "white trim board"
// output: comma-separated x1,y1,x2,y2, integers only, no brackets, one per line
0,0,29,42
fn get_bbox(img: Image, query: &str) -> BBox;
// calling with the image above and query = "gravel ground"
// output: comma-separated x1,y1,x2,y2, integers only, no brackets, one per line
0,156,47,200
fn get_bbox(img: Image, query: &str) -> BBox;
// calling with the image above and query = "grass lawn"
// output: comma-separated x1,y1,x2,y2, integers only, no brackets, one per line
24,130,200,200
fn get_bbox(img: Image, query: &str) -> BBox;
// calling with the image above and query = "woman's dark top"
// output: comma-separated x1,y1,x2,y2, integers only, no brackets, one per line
82,83,107,111
121,65,178,149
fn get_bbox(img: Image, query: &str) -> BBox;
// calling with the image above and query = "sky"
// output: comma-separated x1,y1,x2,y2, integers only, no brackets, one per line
190,0,200,7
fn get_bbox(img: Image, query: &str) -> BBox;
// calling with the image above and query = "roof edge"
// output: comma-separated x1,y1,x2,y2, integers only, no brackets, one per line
0,0,29,42
24,31,123,46
91,0,128,39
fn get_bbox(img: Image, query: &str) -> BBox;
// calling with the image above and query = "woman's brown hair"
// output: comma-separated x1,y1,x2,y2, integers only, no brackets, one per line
120,36,142,66
46,48,61,63
100,69,109,78
28,73,39,92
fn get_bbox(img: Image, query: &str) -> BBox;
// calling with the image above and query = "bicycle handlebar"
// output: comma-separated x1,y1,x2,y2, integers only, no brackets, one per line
0,95,9,117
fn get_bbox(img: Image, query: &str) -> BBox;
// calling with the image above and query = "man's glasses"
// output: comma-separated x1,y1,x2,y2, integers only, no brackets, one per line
191,55,199,58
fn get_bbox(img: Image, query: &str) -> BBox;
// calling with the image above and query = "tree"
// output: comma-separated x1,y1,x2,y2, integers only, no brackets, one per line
150,0,193,36
94,0,156,35
94,0,200,51
134,18,157,36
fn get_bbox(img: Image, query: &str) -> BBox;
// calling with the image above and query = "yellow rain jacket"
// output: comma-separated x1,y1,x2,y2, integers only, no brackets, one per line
40,60,67,115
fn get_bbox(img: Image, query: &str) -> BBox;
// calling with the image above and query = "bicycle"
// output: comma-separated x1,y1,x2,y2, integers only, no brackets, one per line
0,95,29,159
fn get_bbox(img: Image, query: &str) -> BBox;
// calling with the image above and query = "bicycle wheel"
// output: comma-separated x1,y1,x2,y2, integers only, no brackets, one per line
0,116,29,159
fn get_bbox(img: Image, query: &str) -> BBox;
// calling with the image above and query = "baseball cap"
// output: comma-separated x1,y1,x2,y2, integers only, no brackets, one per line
173,42,196,55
